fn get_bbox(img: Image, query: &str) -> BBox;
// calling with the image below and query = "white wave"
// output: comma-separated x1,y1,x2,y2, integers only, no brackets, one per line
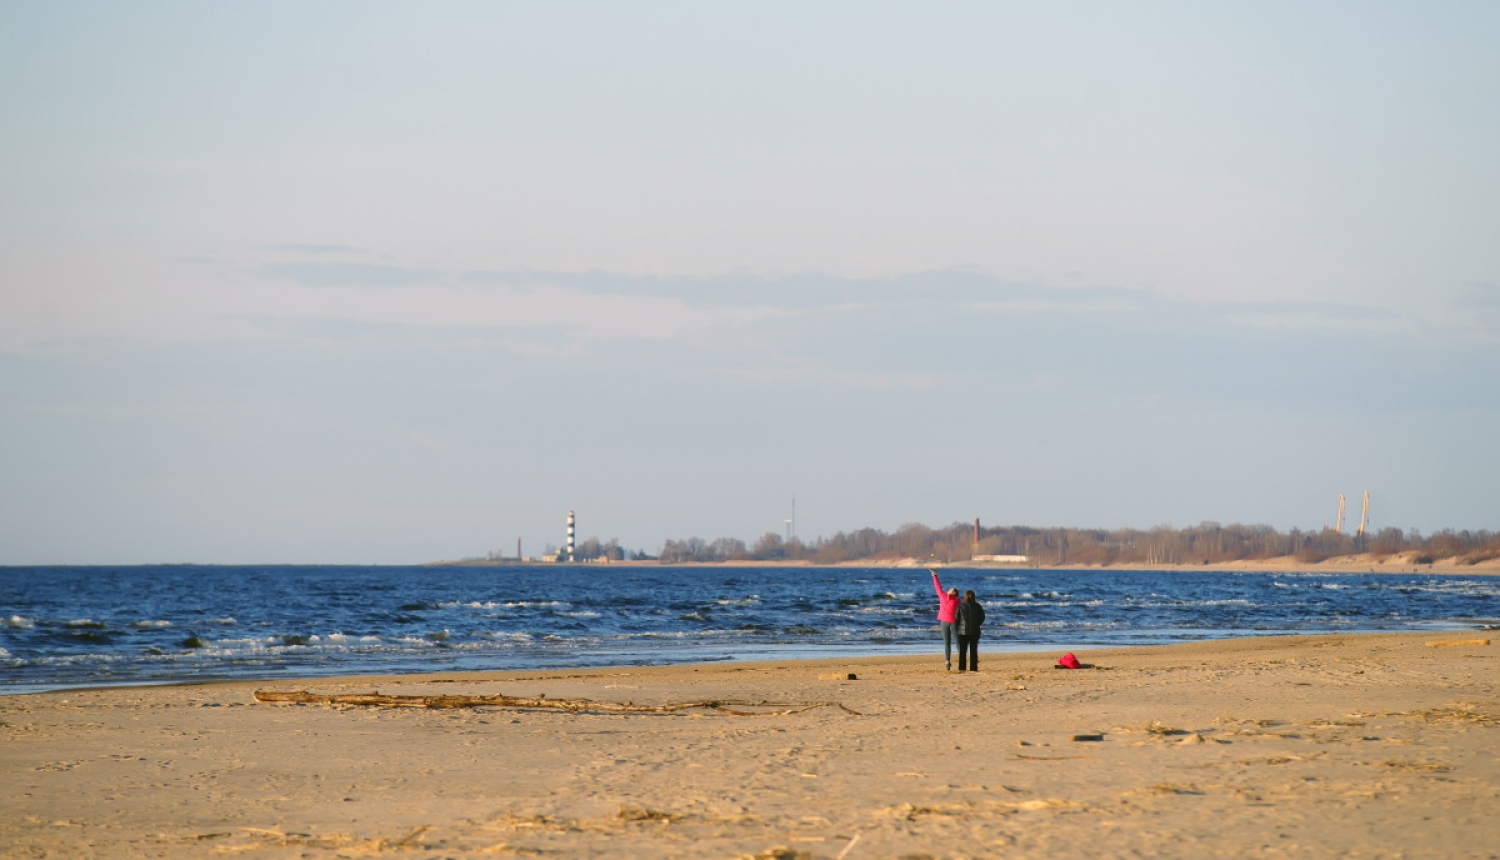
4,615,35,628
482,631,534,642
1403,580,1500,597
26,653,126,665
198,637,257,648
556,610,600,618
132,620,172,628
209,617,237,625
437,600,550,610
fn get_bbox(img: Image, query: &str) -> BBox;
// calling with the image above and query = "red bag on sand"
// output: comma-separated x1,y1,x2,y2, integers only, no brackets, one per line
1057,652,1082,669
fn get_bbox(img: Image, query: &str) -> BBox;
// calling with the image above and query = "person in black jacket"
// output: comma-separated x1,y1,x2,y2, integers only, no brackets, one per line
955,589,986,672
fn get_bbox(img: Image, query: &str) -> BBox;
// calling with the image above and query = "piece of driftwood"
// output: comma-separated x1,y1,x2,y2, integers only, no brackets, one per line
253,689,861,716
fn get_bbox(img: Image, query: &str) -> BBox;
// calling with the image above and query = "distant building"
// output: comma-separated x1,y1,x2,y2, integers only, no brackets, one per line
973,554,1030,564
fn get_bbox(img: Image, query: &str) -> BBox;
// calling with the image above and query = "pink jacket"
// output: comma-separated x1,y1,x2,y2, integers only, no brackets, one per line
932,572,960,623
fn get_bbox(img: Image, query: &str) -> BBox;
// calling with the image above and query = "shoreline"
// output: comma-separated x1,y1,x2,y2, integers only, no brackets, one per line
429,553,1500,576
4,630,1497,858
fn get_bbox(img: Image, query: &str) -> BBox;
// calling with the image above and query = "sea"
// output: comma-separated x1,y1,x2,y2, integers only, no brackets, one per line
3,565,1497,694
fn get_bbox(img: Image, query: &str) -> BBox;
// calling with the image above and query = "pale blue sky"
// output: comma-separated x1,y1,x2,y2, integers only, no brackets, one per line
2,2,1497,564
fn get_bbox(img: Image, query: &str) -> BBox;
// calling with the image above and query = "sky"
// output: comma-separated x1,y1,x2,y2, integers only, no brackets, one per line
2,2,1497,564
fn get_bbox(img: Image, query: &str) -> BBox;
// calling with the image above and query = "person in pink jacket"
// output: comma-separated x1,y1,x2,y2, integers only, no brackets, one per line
930,569,961,671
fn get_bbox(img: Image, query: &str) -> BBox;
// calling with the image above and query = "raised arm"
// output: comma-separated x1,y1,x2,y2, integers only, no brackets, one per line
930,569,944,599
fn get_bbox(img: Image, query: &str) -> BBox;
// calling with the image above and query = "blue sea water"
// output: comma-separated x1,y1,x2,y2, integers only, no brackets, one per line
2,565,1497,693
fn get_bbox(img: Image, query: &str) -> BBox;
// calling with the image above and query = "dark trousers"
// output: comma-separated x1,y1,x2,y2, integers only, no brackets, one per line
956,633,979,671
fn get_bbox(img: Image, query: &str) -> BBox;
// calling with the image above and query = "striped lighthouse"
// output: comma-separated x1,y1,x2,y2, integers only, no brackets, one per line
566,510,576,562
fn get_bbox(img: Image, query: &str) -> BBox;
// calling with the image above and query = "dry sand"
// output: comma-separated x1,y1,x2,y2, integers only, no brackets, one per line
3,632,1497,859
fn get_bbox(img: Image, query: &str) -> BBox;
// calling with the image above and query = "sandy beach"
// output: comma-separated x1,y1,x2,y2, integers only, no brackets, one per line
3,632,1496,859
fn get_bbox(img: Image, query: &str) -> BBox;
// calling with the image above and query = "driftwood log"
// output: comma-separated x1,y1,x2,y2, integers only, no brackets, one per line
253,689,861,716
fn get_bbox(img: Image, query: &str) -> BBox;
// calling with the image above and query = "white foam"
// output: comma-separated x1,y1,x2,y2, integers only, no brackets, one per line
132,620,172,628
4,615,34,628
483,631,534,642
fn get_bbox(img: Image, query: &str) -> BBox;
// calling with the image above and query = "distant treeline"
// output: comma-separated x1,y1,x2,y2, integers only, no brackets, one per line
650,522,1500,566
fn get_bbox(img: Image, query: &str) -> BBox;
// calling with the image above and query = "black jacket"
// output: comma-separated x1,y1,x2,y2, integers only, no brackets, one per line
956,600,986,636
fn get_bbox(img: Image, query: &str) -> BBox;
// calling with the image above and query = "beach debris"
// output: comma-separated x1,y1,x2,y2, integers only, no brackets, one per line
1146,721,1188,736
616,806,680,822
213,824,431,852
741,846,815,860
819,672,858,680
1072,733,1105,742
1423,639,1490,647
1146,783,1203,795
1346,705,1497,725
1381,759,1453,773
252,689,861,715
835,832,862,860
1406,705,1497,725
884,802,970,820
1057,652,1082,669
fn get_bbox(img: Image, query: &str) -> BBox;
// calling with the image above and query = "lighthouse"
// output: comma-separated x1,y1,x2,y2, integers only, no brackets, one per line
566,510,576,562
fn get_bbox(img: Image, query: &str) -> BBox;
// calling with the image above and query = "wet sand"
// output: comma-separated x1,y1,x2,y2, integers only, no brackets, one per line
3,632,1496,859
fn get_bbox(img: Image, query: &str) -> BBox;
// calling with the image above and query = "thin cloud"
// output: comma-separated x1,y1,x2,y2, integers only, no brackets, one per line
1216,299,1401,321
258,244,367,255
1456,284,1500,311
459,267,1079,311
251,261,443,287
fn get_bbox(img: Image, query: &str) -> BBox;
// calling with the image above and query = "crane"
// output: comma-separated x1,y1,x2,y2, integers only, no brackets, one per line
1356,491,1370,537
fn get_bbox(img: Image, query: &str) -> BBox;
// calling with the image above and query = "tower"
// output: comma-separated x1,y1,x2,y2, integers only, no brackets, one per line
566,510,576,562
1356,492,1370,537
1336,494,1346,533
